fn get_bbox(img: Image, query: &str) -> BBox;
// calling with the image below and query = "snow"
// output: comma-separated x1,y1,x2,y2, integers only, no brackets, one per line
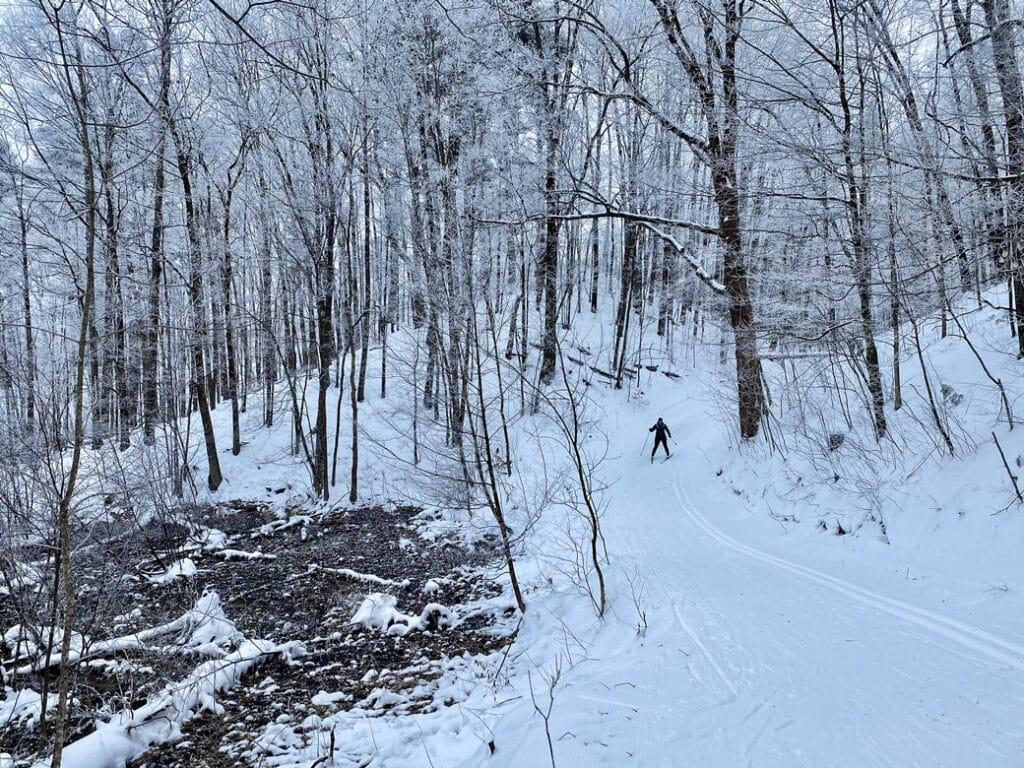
33,638,306,768
214,548,276,561
14,293,1024,768
184,592,244,652
256,515,311,537
307,564,410,588
461,302,1024,768
0,687,55,731
349,593,404,631
192,528,229,551
236,649,509,767
349,593,454,636
310,690,349,707
8,591,246,677
148,557,197,584
26,590,306,768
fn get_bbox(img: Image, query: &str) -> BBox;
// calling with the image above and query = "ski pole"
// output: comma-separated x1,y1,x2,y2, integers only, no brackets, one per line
640,434,649,456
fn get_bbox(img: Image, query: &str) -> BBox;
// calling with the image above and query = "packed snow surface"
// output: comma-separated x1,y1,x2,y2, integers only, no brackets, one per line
466,320,1024,767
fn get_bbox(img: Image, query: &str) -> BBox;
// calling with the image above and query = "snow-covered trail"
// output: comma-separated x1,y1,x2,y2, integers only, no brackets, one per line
508,403,1024,768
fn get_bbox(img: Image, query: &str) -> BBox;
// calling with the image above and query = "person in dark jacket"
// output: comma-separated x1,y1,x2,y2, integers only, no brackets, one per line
649,417,671,462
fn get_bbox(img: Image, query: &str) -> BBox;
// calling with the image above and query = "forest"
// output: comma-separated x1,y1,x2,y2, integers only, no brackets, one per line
2,0,1023,765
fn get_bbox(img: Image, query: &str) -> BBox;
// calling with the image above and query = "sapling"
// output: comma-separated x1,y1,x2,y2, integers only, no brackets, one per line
528,658,563,768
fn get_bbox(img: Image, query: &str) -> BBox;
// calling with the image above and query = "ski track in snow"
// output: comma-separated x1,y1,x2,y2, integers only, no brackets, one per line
670,474,1024,674
582,397,1024,767
671,600,738,702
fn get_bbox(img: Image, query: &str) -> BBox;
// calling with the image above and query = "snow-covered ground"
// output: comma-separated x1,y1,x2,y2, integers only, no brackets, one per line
470,300,1024,767
474,371,1024,767
6,297,1024,768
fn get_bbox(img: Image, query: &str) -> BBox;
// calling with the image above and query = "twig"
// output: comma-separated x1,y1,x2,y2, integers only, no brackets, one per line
529,661,562,768
992,432,1023,503
492,618,523,685
309,727,336,768
946,301,1014,429
415,721,437,768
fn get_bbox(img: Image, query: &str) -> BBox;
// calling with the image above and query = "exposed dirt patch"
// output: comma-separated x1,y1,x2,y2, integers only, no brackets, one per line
0,502,514,767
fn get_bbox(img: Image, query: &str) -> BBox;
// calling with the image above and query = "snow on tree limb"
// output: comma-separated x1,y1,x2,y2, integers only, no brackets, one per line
635,222,726,295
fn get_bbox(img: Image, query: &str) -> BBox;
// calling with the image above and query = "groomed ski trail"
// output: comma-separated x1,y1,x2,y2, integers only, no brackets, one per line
556,437,1024,768
473,390,1024,768
671,476,1024,673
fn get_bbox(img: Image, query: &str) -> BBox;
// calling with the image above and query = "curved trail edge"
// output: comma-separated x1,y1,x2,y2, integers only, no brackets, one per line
670,473,1024,673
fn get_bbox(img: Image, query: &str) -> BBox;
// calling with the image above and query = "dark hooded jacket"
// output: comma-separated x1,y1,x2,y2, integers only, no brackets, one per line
649,420,671,441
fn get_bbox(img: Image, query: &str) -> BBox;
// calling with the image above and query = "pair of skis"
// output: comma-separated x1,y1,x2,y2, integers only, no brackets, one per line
641,434,675,463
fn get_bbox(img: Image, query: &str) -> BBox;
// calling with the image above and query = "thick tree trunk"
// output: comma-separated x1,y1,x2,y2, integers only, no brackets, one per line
834,6,886,439
658,241,672,336
716,3,764,439
649,0,766,439
260,222,275,428
589,223,599,313
312,218,336,499
99,115,130,451
716,172,765,439
612,218,639,373
539,137,561,383
88,316,103,449
348,319,359,503
982,0,1024,355
440,169,467,447
142,135,165,447
312,201,336,498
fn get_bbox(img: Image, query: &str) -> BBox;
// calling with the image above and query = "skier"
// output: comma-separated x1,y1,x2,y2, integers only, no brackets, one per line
649,417,671,462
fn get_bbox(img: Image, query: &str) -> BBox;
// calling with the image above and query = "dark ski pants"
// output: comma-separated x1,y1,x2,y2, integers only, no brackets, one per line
652,436,669,457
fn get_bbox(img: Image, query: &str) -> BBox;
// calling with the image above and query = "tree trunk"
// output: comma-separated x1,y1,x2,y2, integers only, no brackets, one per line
981,0,1024,355
49,17,98,766
716,170,765,439
142,5,171,447
260,216,275,428
312,206,336,499
222,166,241,456
15,185,36,433
648,0,766,438
950,0,1006,274
714,2,764,439
589,223,599,313
834,4,886,438
357,142,372,402
98,113,130,451
171,132,223,491
539,133,561,383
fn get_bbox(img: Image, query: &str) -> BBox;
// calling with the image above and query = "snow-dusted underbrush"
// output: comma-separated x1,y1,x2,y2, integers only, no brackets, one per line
702,293,1024,543
1,501,516,768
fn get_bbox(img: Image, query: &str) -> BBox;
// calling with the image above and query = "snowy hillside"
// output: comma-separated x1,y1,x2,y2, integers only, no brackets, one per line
4,292,1023,768
469,296,1024,768
5,0,1024,763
